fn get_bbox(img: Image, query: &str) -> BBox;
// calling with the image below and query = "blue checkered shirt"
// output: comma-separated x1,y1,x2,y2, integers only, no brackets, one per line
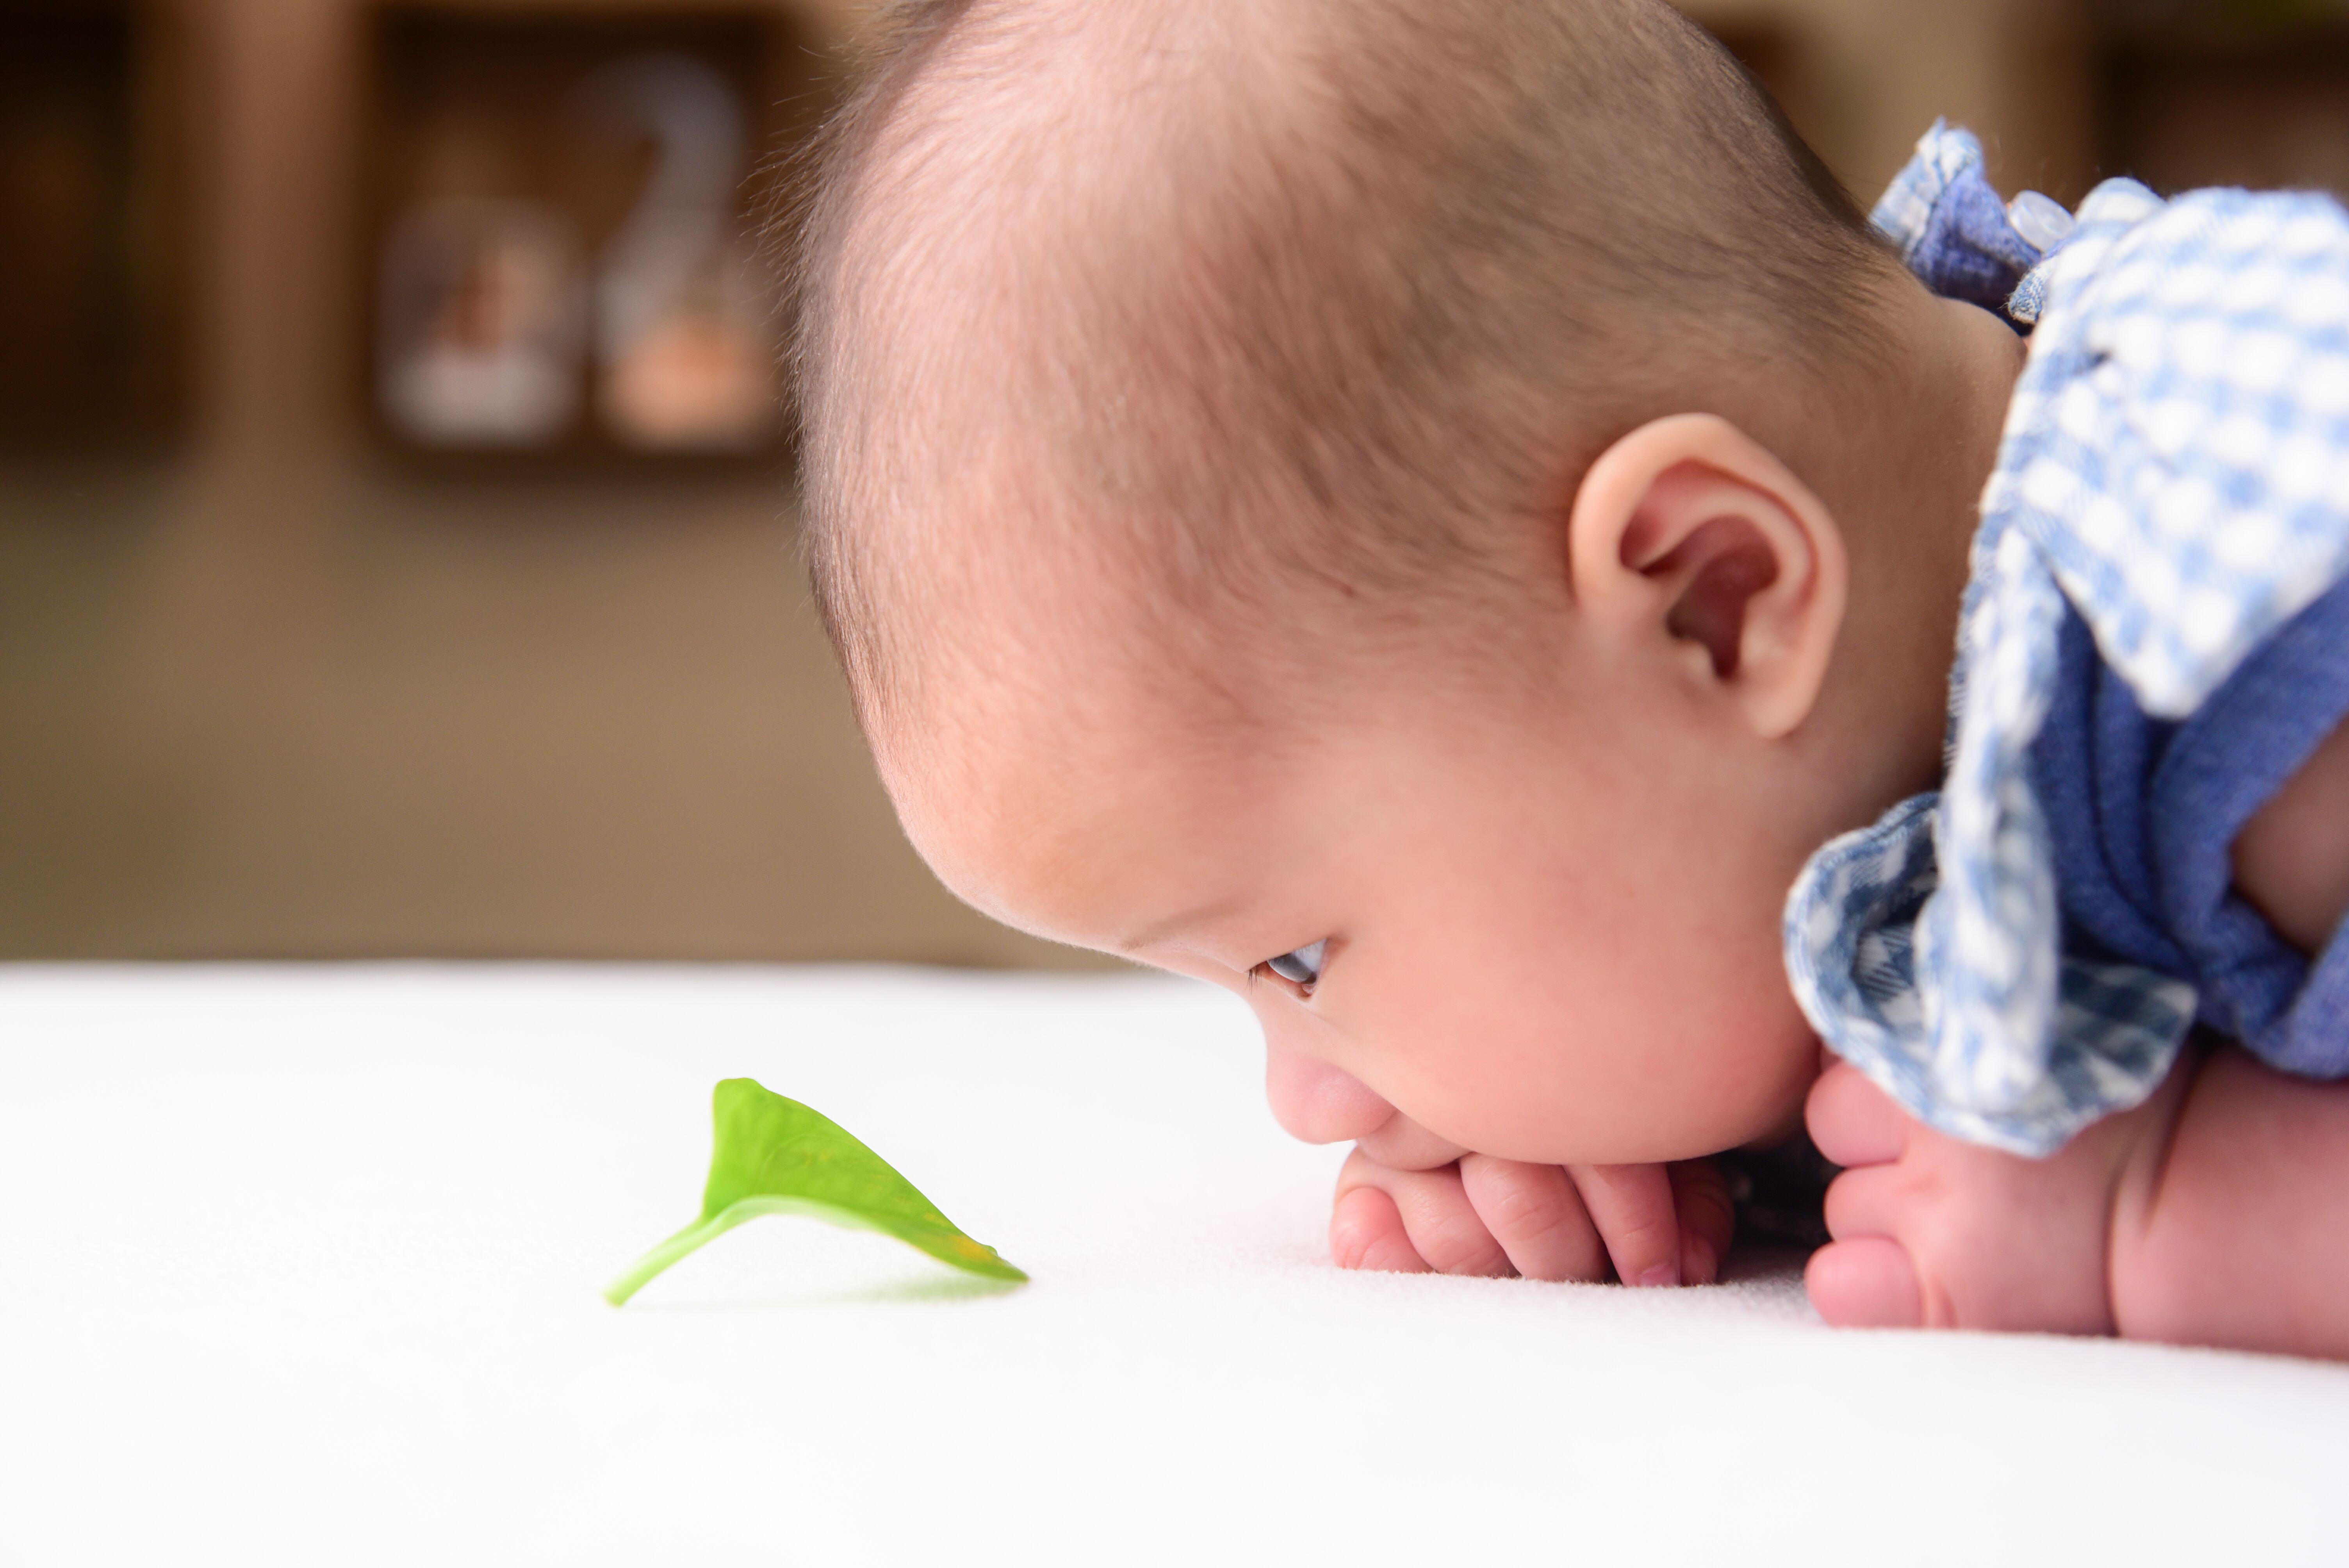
1782,124,2349,1156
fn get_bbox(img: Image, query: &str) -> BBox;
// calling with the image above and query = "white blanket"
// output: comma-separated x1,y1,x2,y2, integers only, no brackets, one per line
4,967,2343,1564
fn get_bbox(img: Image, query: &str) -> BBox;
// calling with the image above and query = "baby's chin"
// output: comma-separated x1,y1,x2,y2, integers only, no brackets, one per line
1350,1096,1616,1171
1349,1115,1472,1172
1360,1080,1814,1171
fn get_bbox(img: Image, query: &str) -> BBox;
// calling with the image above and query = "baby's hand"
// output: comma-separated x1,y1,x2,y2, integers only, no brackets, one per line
1329,1148,1732,1286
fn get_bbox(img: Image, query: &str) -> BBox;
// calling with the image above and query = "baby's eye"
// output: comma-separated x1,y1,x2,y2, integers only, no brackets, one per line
1261,941,1328,992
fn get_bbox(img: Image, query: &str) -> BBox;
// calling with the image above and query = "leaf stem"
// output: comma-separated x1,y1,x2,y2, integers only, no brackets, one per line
602,1209,759,1306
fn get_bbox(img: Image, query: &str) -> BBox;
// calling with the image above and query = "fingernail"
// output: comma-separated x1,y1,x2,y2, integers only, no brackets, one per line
1684,1237,1717,1286
1638,1262,1679,1289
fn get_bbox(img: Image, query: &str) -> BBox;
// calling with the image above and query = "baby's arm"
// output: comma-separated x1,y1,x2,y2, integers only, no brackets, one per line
1811,707,2349,1357
2122,706,2349,1353
2110,1048,2349,1358
1812,1042,2349,1359
1330,1149,1733,1287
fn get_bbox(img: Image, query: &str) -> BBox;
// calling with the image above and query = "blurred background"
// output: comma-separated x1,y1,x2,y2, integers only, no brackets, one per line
2,0,2345,965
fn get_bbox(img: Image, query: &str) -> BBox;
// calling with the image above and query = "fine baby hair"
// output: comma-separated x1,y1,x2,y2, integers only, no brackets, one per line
784,0,1910,738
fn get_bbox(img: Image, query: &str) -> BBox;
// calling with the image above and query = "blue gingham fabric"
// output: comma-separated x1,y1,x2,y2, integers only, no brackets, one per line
1870,121,2055,315
1782,124,2349,1156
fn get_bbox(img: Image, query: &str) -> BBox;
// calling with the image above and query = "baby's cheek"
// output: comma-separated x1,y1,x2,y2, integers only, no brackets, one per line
1388,1005,1614,1159
1372,1023,1769,1167
1365,1051,1588,1166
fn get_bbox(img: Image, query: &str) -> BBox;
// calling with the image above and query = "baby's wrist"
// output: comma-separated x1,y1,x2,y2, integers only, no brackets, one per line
2103,1041,2213,1333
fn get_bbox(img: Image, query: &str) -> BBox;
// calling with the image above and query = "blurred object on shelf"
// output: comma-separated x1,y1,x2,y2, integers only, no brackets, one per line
378,200,586,446
578,51,777,452
367,7,798,463
0,0,178,448
2101,0,2349,198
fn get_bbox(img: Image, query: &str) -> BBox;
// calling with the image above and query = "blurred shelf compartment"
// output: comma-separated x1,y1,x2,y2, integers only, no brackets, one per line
2099,0,2349,200
0,0,184,451
364,3,830,467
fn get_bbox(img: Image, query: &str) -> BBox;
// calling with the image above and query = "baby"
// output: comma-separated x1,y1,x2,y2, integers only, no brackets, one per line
787,0,2349,1356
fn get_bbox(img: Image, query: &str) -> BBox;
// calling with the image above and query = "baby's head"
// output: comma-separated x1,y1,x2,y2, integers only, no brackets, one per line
789,0,1987,1164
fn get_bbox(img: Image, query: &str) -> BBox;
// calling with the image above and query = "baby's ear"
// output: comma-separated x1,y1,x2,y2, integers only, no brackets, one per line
1567,414,1848,739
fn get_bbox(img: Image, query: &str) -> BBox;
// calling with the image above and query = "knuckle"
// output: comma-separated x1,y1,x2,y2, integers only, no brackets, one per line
1411,1207,1511,1277
1432,1241,1513,1278
1465,1163,1606,1281
1493,1191,1580,1251
1605,1211,1679,1262
1465,1162,1575,1233
1468,1163,1555,1227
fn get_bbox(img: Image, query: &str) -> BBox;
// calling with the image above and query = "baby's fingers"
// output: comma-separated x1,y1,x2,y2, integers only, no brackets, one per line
1458,1155,1609,1282
1566,1162,1684,1287
1332,1149,1512,1277
1669,1158,1735,1286
1328,1184,1433,1274
1807,1062,1909,1168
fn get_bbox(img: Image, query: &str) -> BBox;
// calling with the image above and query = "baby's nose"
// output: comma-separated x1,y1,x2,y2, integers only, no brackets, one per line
1263,1046,1397,1146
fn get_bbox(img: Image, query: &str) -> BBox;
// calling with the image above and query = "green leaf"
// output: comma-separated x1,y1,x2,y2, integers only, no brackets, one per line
604,1078,1028,1306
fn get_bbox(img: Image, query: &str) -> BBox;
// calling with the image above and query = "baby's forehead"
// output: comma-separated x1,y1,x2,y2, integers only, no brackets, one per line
888,461,1367,743
880,645,1288,942
888,540,1247,765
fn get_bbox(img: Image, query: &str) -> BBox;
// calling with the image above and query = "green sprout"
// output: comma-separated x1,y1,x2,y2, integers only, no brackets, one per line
604,1078,1028,1306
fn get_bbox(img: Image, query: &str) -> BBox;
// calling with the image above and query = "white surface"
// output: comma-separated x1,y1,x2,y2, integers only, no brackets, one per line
4,966,2346,1566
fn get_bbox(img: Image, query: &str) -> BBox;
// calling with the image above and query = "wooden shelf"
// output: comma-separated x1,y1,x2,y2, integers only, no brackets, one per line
2099,3,2349,198
0,1,183,450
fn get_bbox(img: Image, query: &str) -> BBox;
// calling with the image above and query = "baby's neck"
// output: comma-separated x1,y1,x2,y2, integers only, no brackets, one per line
1802,289,2030,818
